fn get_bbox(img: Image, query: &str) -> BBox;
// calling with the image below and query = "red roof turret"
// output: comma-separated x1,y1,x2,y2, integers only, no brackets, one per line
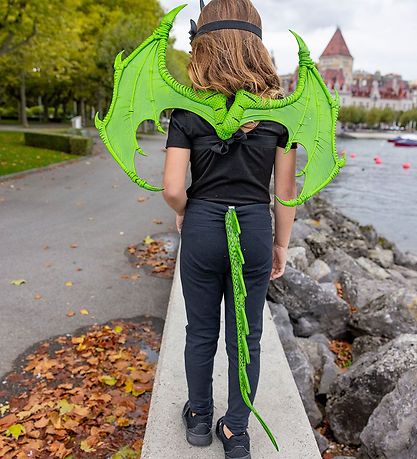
320,27,352,58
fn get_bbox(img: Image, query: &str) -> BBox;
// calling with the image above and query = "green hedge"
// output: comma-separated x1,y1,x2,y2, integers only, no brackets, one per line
24,131,93,156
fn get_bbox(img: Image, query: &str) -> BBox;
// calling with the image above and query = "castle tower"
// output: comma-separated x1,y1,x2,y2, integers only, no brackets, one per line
319,27,353,89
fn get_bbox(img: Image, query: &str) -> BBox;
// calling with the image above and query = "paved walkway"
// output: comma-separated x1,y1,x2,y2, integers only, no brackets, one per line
142,251,321,458
0,133,175,376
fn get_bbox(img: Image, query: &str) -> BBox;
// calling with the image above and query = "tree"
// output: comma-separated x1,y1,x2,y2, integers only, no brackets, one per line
0,0,191,126
366,108,381,128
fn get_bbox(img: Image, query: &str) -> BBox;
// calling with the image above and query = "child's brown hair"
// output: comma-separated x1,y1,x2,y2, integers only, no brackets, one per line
188,0,284,99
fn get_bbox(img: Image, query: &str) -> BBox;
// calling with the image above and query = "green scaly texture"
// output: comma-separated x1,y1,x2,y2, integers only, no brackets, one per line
95,3,346,206
95,3,346,452
225,206,280,452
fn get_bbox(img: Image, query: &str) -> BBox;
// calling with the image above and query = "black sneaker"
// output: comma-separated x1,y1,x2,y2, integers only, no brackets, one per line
216,416,251,459
182,400,213,447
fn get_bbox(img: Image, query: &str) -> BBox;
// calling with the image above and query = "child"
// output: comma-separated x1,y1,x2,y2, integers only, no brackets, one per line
162,1,297,457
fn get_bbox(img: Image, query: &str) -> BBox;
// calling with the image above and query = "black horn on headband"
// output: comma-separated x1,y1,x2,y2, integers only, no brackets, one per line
200,0,205,10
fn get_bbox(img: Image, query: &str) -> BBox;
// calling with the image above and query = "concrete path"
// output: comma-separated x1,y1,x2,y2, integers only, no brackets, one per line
0,133,175,376
142,249,321,459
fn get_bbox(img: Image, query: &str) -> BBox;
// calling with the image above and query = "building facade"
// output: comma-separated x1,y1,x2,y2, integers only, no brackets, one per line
280,28,414,111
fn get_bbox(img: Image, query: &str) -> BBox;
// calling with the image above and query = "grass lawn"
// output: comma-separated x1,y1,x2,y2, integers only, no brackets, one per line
0,131,80,176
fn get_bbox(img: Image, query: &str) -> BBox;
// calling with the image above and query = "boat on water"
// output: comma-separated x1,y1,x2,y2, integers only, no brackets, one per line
388,134,417,147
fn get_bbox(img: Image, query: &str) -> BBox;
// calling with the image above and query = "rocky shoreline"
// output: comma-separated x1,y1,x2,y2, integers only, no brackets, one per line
267,194,417,458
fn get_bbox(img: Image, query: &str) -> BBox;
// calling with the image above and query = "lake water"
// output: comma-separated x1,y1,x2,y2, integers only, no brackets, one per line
317,137,417,254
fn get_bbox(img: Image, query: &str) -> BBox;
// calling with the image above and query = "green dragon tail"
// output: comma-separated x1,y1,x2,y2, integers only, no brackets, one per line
224,206,280,453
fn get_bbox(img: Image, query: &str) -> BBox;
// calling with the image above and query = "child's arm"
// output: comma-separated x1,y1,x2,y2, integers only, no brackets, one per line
271,146,297,278
162,146,190,216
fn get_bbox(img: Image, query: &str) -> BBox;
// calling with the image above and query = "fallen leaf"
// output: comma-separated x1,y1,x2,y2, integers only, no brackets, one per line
67,311,76,317
5,423,26,440
71,336,84,344
0,403,10,416
57,399,74,415
10,279,26,285
152,219,163,224
80,439,96,452
100,375,117,386
34,293,42,300
33,417,49,429
114,326,123,334
116,417,130,427
143,235,155,245
80,309,89,315
65,281,73,287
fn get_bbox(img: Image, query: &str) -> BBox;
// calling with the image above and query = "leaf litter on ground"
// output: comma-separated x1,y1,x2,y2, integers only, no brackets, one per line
0,317,161,458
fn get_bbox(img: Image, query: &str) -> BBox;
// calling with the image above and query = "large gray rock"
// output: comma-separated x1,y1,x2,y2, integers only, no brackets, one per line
349,289,417,338
323,247,370,281
393,248,417,271
305,231,333,258
298,333,342,396
291,219,319,241
351,335,391,362
284,338,323,427
268,266,350,338
355,257,390,280
323,248,396,308
326,334,417,445
359,368,417,459
268,302,322,426
268,301,295,343
314,429,329,454
368,246,394,269
359,224,379,249
338,270,358,307
306,259,332,282
286,246,309,272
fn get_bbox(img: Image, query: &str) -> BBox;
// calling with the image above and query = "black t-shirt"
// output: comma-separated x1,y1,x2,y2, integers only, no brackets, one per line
165,97,297,206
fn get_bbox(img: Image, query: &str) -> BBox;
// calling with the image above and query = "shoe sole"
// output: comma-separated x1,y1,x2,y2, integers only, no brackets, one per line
215,429,251,459
182,415,213,447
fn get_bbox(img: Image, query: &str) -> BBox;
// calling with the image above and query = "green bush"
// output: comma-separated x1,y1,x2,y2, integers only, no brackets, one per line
0,106,18,118
69,136,92,155
24,131,92,156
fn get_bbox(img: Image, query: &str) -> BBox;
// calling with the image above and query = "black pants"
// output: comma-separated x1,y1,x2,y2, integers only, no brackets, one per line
180,198,273,434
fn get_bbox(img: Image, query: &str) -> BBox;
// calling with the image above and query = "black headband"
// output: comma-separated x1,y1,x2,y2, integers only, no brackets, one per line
189,19,263,43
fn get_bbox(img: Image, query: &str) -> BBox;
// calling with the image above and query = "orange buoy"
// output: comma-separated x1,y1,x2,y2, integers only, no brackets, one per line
374,157,382,165
350,153,357,159
403,162,411,170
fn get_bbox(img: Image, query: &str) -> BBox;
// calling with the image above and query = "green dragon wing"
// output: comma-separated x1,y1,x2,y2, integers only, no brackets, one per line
96,4,345,205
236,31,346,206
95,4,231,191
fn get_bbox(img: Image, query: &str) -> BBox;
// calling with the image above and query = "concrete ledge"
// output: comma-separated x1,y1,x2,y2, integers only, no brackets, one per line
142,246,321,458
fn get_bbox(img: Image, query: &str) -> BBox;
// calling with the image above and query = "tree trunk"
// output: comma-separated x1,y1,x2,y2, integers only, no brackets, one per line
19,71,29,128
43,104,49,123
80,98,86,127
17,100,21,123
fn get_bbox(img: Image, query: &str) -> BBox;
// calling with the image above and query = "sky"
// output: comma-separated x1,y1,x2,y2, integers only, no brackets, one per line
160,0,417,81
